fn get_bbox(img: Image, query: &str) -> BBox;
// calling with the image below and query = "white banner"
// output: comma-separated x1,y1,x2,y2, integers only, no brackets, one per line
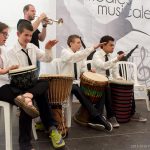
56,0,150,87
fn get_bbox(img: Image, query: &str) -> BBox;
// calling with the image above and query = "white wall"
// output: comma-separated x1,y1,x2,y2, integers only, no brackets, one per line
0,0,56,74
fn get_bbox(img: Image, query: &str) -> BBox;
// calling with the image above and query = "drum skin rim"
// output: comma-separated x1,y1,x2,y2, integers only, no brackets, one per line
9,68,37,76
39,74,73,79
9,65,36,74
109,79,134,85
82,72,108,82
81,74,108,86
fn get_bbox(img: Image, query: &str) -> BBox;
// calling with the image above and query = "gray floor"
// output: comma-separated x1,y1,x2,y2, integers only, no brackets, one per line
0,100,150,150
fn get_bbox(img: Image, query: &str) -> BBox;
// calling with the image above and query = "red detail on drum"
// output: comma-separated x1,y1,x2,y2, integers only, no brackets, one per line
110,82,133,123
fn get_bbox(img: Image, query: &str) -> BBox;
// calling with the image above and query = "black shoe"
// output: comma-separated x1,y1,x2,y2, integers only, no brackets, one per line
88,122,105,130
95,115,113,132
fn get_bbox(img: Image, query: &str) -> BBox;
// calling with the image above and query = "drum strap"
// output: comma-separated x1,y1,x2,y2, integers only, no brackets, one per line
74,63,78,80
21,49,32,65
0,48,3,69
105,54,110,77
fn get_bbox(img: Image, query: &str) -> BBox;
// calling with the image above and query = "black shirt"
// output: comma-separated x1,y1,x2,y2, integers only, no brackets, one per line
30,29,40,48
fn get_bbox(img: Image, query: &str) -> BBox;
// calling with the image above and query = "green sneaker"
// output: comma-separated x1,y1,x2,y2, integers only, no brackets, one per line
35,122,45,131
49,129,65,149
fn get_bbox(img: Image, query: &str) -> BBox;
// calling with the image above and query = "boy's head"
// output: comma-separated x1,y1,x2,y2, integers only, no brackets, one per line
17,19,33,47
100,35,115,54
67,35,81,52
0,22,9,46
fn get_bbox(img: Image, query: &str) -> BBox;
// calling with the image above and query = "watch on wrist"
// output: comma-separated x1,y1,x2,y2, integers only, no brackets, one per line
42,24,47,28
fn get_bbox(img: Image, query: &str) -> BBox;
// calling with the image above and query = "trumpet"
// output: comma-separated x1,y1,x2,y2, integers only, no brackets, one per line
47,18,63,25
35,16,63,25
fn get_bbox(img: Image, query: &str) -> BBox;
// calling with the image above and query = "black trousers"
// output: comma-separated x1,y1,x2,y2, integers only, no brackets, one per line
0,80,56,150
71,84,105,118
104,87,136,119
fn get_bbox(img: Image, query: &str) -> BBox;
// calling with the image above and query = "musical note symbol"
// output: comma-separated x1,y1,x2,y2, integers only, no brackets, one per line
137,46,150,82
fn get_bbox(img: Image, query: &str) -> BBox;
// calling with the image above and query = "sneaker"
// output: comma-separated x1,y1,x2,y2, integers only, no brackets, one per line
101,116,113,132
131,113,147,122
49,129,65,149
88,122,105,130
35,122,45,131
108,117,120,128
94,115,113,132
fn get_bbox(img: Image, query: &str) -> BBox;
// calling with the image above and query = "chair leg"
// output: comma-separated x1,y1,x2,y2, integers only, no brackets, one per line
65,95,73,128
145,97,150,111
143,88,150,111
4,104,12,150
32,120,38,140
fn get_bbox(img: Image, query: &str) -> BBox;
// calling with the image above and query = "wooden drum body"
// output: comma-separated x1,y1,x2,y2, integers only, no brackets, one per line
9,65,38,90
40,74,73,105
40,74,73,136
109,79,134,123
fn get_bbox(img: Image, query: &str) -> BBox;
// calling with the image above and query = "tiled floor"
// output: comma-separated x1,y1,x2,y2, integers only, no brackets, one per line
0,100,150,150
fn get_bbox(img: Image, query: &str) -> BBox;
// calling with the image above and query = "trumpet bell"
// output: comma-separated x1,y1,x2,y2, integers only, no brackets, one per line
57,18,63,25
48,18,63,25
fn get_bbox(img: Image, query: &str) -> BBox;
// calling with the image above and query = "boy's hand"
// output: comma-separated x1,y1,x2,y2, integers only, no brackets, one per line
9,65,19,70
45,40,58,49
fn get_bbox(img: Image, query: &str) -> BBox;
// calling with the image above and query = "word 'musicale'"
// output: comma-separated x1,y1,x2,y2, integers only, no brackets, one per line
97,5,150,19
88,0,150,19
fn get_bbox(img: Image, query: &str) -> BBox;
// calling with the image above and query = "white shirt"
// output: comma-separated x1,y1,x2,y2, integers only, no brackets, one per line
60,47,94,84
0,46,10,87
92,49,121,79
8,41,53,67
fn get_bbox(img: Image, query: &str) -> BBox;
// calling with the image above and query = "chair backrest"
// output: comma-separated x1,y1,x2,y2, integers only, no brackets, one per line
86,60,92,70
116,61,138,84
51,58,62,74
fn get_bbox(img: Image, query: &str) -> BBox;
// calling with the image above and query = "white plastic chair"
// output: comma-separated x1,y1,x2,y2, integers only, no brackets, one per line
0,101,13,150
32,120,38,140
116,61,150,111
0,101,38,145
65,60,92,127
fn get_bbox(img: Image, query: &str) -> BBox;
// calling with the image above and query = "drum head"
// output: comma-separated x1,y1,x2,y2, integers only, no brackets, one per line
109,79,134,85
40,74,73,78
82,72,108,82
9,65,37,74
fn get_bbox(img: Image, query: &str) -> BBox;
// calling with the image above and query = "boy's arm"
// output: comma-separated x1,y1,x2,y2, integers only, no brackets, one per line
0,65,19,75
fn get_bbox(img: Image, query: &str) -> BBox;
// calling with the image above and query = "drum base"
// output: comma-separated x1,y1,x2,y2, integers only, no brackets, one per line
51,107,68,137
73,105,90,126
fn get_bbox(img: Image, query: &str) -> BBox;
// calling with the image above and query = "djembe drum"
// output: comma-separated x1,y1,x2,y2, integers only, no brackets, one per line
74,72,108,126
40,74,73,136
109,79,134,123
9,65,38,90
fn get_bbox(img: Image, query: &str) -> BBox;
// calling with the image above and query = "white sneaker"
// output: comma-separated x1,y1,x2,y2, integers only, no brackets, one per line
108,117,120,128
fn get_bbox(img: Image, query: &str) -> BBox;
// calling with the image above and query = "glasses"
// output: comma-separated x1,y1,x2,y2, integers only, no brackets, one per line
0,32,9,37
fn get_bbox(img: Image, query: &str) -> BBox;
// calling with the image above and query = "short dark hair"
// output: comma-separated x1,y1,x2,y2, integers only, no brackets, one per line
17,19,33,33
100,35,114,44
67,34,80,47
0,22,9,32
23,4,33,13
